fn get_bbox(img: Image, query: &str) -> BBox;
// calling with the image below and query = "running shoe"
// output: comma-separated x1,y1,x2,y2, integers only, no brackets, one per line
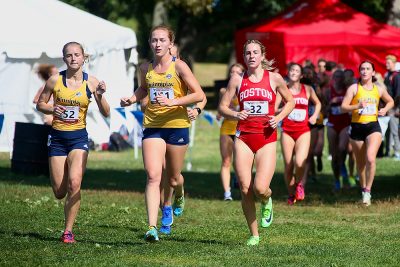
173,195,185,217
144,226,159,242
260,198,273,228
334,179,342,192
340,164,348,180
317,156,323,172
362,191,371,206
159,225,171,235
246,235,260,246
224,191,233,201
295,182,305,201
348,176,357,188
287,195,296,205
161,206,173,226
60,230,75,243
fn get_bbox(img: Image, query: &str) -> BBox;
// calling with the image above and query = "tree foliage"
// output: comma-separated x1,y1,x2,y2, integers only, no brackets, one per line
61,0,396,62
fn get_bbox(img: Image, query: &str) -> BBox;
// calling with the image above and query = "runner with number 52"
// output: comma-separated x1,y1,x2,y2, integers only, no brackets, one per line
36,41,110,243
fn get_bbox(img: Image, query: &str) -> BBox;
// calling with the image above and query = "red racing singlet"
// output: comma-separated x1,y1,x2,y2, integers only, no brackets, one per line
328,85,351,131
236,70,276,133
282,84,309,132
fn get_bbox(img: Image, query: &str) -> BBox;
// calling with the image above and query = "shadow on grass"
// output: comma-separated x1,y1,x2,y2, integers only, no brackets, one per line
0,166,399,204
0,229,146,246
0,227,227,246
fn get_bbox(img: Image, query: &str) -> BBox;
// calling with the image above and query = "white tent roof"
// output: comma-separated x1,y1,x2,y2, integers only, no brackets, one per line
0,0,139,152
0,0,137,59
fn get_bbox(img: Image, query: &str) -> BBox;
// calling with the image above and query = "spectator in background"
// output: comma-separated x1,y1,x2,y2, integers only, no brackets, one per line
317,58,327,74
33,64,58,125
383,55,400,159
325,61,337,78
303,59,315,71
375,72,391,157
317,58,330,95
302,66,325,183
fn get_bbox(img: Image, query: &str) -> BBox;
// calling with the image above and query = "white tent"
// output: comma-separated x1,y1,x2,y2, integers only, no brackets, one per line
0,0,138,152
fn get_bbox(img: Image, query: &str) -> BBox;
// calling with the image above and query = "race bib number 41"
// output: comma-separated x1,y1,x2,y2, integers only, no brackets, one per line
150,88,174,103
243,101,268,116
359,104,377,115
61,106,79,122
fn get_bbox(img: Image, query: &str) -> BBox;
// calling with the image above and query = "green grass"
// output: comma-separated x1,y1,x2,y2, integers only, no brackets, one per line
1,118,400,266
193,63,228,87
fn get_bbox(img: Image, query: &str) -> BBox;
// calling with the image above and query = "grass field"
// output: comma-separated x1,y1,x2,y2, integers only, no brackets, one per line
1,118,400,266
193,62,228,87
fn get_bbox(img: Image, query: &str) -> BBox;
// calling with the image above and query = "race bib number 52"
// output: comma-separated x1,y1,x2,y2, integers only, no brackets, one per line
243,101,268,116
61,106,79,122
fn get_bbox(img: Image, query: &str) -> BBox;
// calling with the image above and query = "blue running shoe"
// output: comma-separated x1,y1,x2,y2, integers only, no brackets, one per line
173,195,185,217
144,226,159,242
159,225,171,235
334,179,342,191
161,206,173,226
340,164,348,180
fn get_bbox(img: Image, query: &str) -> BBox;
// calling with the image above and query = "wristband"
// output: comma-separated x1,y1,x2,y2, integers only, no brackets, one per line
194,107,202,114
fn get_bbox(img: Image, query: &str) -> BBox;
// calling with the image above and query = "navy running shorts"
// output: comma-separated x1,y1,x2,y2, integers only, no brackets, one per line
142,128,189,145
48,128,89,156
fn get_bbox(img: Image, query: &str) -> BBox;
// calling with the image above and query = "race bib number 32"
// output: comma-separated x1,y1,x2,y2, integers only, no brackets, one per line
243,101,268,116
150,88,174,103
61,106,79,122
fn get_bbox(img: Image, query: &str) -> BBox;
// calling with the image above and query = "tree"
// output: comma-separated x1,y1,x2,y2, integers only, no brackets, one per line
62,0,398,63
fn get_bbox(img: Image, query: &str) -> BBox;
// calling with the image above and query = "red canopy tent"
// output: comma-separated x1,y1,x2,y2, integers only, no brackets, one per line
235,0,400,75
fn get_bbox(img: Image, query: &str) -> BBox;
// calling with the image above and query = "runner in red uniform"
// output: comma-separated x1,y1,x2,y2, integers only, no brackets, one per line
219,40,294,246
276,63,321,204
325,70,351,190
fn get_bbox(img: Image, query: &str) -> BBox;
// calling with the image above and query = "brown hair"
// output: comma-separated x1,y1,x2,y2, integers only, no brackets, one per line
229,63,245,72
288,62,303,75
243,40,275,71
62,41,89,63
149,25,175,43
358,60,377,82
62,41,85,57
37,64,56,81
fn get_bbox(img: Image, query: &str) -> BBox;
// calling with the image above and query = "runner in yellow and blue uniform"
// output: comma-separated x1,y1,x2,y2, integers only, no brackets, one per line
217,63,245,201
120,25,205,242
341,60,393,206
36,42,110,243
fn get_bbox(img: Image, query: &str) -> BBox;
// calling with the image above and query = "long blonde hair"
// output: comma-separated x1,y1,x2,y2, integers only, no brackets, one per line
243,40,275,71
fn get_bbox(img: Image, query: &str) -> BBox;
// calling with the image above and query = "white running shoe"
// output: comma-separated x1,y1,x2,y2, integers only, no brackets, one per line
224,191,233,201
362,191,371,206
